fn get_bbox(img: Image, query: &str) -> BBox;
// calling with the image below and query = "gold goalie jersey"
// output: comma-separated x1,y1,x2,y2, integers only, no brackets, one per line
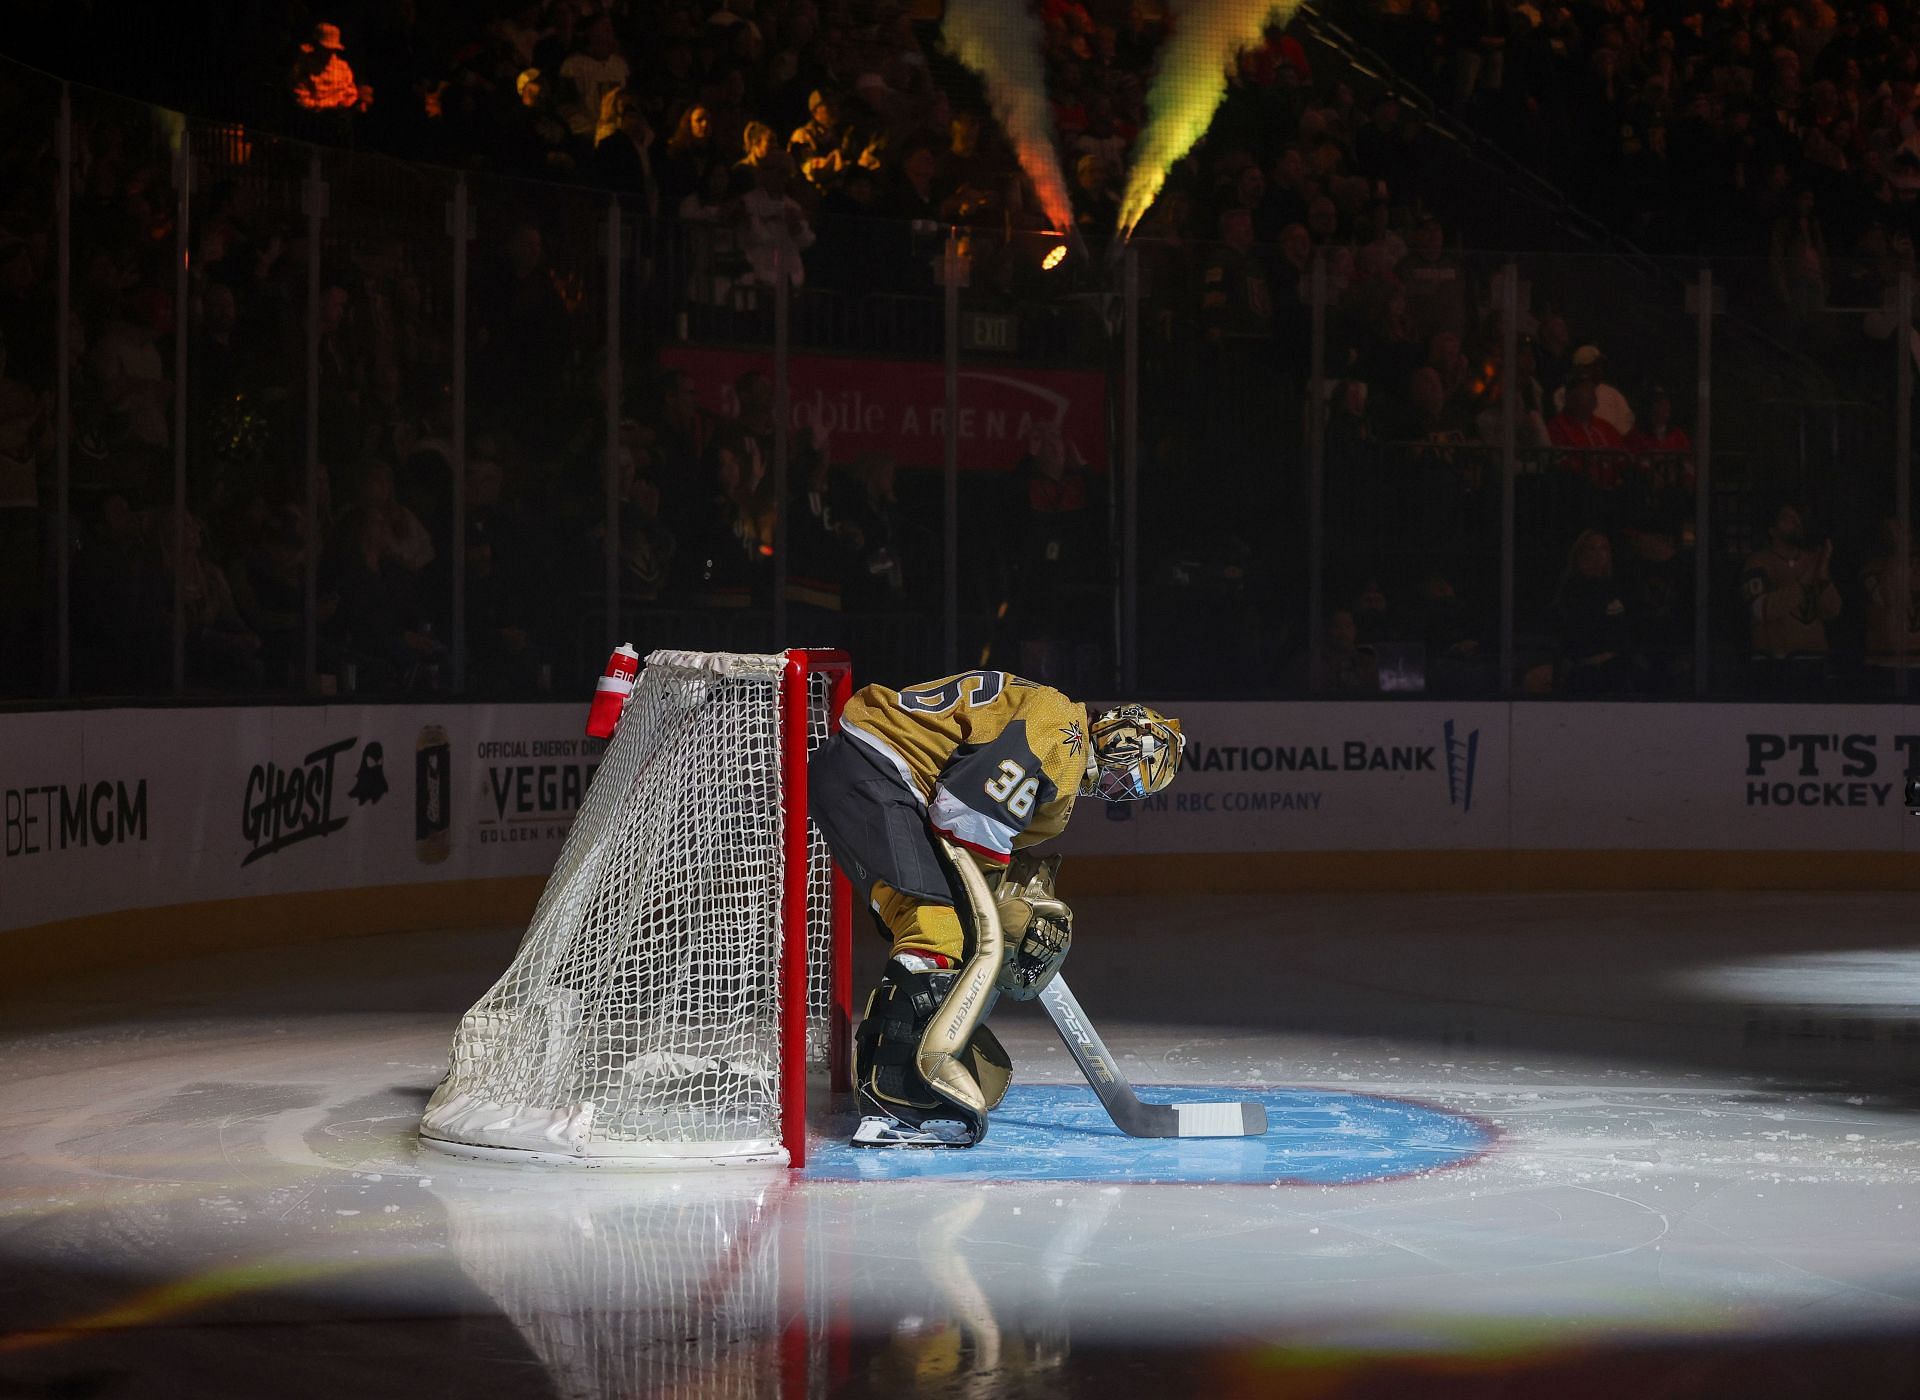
838,671,1090,865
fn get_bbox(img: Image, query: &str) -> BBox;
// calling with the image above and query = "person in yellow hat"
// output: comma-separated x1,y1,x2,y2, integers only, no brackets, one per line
809,670,1184,1147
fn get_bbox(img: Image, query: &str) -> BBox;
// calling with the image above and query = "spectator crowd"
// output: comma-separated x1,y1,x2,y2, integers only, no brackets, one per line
1357,0,1920,305
7,0,1920,700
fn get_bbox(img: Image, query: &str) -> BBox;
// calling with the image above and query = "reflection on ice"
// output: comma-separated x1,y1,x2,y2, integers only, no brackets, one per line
423,1159,1120,1396
1676,948,1920,1008
428,1171,794,1399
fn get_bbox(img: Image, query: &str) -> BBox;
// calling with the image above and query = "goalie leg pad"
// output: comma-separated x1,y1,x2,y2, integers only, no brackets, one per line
851,838,1012,1148
914,843,1007,1131
855,960,951,1125
856,957,996,1144
966,1023,1013,1112
854,951,1011,1143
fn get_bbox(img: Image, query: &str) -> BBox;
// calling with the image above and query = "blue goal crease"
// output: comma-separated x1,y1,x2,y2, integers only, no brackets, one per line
802,1084,1494,1185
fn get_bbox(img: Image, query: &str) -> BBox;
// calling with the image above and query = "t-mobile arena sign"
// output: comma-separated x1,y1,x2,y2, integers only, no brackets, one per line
659,345,1108,472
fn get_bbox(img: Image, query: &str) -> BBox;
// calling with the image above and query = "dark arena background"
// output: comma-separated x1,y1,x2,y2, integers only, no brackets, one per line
5,0,1920,1395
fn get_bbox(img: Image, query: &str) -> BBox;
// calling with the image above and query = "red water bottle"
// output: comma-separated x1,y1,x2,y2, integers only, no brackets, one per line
586,644,640,739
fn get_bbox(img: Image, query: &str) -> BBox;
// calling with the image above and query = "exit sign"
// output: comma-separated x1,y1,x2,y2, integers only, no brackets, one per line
961,312,1019,354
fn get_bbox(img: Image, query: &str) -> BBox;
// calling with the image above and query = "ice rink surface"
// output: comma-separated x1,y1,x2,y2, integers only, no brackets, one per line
4,891,1920,1397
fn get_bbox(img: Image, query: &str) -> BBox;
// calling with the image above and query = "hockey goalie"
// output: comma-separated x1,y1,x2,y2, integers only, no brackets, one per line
809,670,1183,1149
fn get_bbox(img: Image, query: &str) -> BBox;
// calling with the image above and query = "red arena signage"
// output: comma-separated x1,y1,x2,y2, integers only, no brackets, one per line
660,345,1109,472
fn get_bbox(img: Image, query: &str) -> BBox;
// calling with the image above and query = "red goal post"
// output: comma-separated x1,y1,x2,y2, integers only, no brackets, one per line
782,647,854,1169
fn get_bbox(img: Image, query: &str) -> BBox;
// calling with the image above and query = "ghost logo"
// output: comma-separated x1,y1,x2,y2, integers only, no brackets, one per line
241,737,357,866
349,742,389,806
1443,720,1479,812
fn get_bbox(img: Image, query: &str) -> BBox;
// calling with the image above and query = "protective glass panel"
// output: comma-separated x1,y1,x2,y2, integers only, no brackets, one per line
1506,253,1700,700
771,209,944,682
61,82,193,696
640,136,784,665
302,142,459,697
958,223,1113,696
1138,229,1305,698
462,169,610,697
1317,238,1499,701
1711,253,1897,700
0,60,60,700
177,117,320,695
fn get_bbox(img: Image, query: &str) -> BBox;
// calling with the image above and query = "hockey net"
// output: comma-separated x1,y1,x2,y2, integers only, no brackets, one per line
420,648,853,1168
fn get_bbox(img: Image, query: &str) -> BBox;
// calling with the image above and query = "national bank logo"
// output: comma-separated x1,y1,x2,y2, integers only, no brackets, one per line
1443,720,1479,812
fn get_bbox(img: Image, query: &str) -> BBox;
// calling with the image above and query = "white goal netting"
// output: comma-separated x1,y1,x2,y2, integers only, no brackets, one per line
421,649,841,1167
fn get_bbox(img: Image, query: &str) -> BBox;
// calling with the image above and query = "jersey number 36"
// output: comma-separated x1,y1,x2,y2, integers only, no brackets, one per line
984,760,1040,819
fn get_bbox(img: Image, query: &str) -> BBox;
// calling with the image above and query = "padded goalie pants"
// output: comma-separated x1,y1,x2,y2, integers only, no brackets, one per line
810,732,983,964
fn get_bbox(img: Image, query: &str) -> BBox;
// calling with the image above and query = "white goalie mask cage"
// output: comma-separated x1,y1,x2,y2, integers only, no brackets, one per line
419,648,855,1169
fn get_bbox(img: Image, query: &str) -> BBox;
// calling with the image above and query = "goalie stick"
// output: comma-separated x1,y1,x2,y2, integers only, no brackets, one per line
1037,974,1267,1139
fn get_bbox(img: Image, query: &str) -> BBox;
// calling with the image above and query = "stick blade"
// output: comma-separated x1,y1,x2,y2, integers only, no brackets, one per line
1173,1101,1268,1138
1092,1095,1175,1137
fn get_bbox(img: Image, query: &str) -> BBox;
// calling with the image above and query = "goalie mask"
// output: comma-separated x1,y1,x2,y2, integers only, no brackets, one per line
1081,704,1184,801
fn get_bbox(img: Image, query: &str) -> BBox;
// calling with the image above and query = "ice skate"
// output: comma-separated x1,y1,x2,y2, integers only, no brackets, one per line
850,1113,977,1149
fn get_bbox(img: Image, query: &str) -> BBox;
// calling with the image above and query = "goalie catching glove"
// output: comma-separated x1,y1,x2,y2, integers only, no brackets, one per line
994,852,1072,1001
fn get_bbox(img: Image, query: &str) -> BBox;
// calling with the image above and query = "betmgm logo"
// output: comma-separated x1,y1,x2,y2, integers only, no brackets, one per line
1443,720,1480,813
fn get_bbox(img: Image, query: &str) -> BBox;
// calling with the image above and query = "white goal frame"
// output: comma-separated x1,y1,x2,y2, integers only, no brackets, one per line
419,648,854,1170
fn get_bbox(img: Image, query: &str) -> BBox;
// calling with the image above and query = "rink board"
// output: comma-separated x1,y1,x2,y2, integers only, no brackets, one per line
11,700,1920,947
802,1084,1495,1185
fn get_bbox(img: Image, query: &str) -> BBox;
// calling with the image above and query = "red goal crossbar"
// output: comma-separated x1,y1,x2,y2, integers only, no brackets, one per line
780,648,854,1170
